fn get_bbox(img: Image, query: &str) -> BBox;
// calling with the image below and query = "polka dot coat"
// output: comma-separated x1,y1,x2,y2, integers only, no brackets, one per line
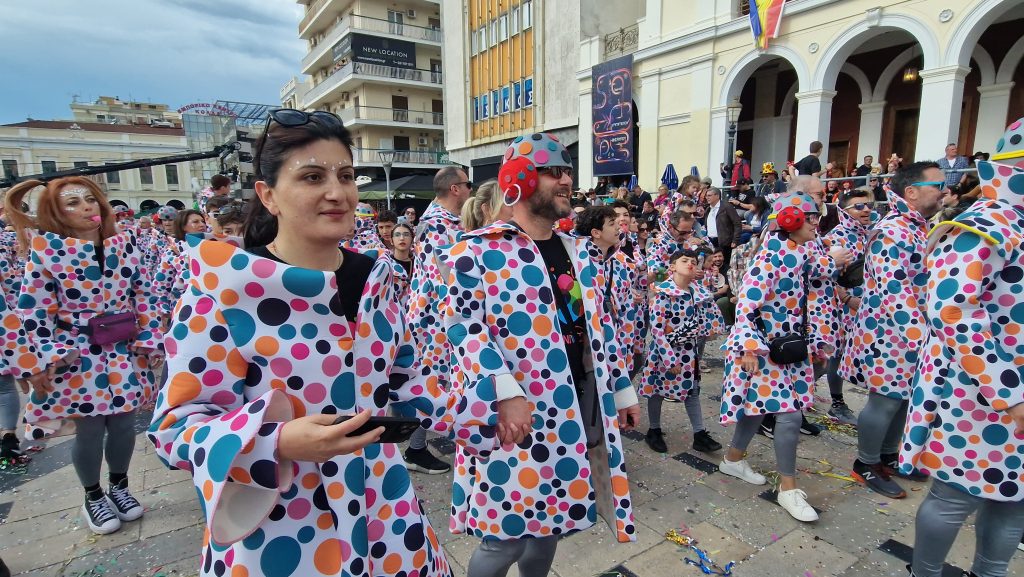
900,160,1024,502
841,196,930,400
720,233,837,424
605,250,639,374
822,208,871,344
409,202,463,392
0,250,39,378
443,223,638,544
0,230,25,311
148,238,452,577
153,239,189,317
342,213,387,254
641,280,722,401
18,230,162,438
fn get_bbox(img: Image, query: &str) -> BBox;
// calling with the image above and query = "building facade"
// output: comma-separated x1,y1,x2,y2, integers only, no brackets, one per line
442,0,581,181
0,120,191,209
573,0,1024,188
70,96,182,128
294,0,449,181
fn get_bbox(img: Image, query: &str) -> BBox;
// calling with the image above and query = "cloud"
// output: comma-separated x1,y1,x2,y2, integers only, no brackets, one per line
0,0,306,124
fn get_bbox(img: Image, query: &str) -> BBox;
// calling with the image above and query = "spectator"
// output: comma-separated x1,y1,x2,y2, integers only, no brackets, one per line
629,184,652,216
729,178,756,214
704,187,742,273
198,173,231,214
886,153,903,175
825,179,841,204
612,186,629,202
794,141,825,177
203,194,233,233
398,206,418,227
935,173,981,223
679,175,701,202
640,199,659,226
868,170,887,203
376,209,398,250
757,163,786,197
740,196,770,243
461,180,510,231
725,150,751,187
586,188,601,206
937,142,968,188
213,202,245,237
854,155,874,186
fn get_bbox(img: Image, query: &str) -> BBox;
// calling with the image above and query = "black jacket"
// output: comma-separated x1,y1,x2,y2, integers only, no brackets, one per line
708,200,743,246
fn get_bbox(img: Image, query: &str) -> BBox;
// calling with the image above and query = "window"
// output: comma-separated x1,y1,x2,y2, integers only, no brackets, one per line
511,7,521,34
490,21,497,47
492,90,500,116
2,159,17,179
499,14,508,41
479,28,487,52
471,28,478,54
41,161,57,174
105,163,120,184
523,0,533,29
73,161,88,169
165,165,179,186
472,97,479,121
140,166,153,186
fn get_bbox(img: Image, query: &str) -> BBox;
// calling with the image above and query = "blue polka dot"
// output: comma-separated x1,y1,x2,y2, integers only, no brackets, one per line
331,372,355,410
981,424,1009,445
207,435,242,482
558,419,582,443
552,385,575,409
372,311,394,342
351,516,368,557
381,464,411,500
555,457,579,479
507,311,532,336
297,526,315,544
482,249,506,270
522,266,545,286
344,459,366,497
230,253,250,270
221,308,256,346
547,348,568,373
281,267,326,298
480,348,505,371
487,461,511,484
242,528,265,550
501,515,526,536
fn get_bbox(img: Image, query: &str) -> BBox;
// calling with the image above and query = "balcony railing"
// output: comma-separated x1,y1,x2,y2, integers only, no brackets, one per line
339,105,443,126
603,24,639,59
305,61,443,107
352,148,450,166
302,14,442,72
299,0,331,33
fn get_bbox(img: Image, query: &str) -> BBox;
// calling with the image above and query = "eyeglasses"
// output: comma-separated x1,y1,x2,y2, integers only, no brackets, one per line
675,227,694,236
845,203,871,211
392,231,413,238
911,180,947,191
453,181,474,189
539,166,574,179
805,213,821,224
254,109,344,178
638,228,650,233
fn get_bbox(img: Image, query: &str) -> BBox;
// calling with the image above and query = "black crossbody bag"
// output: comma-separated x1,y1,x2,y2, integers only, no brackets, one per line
755,267,810,365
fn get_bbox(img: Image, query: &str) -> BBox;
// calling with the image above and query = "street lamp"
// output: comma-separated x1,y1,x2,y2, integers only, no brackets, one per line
378,150,395,211
725,98,742,167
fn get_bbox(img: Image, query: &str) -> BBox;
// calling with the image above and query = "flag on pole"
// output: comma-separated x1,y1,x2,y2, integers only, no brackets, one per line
749,0,786,49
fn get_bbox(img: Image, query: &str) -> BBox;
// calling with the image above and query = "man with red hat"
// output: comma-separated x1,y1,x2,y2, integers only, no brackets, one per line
444,133,640,576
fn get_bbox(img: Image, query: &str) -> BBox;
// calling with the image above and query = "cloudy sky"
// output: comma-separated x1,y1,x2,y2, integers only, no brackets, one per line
0,0,305,124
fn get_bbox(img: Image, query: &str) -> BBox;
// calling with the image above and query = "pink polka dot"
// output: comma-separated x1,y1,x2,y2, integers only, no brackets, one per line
230,414,248,431
211,390,236,405
291,343,309,360
270,357,292,378
322,356,341,377
291,299,309,312
202,370,224,387
395,499,410,517
355,357,373,377
244,282,264,298
303,382,326,404
287,498,311,520
252,259,276,278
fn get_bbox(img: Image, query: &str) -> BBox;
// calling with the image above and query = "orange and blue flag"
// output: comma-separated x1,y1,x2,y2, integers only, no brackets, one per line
748,0,786,49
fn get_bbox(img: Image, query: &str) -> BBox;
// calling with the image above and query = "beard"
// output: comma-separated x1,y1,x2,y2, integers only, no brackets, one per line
526,181,572,221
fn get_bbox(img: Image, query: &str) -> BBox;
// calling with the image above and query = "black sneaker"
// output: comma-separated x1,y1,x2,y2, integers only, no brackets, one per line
827,402,857,427
0,556,10,577
799,414,821,436
645,428,668,453
0,433,25,462
107,478,144,521
757,414,776,439
403,447,451,475
881,454,928,482
692,430,722,453
851,459,906,499
82,493,122,534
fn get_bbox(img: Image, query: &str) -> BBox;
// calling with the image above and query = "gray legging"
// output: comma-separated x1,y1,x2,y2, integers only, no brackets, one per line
71,412,137,488
728,411,801,477
467,535,559,577
812,354,844,402
0,375,20,431
913,479,1024,577
407,426,428,451
856,393,907,464
647,390,705,433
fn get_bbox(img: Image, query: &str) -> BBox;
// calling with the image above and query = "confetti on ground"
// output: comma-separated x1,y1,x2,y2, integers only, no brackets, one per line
808,415,858,436
875,508,891,516
770,533,779,542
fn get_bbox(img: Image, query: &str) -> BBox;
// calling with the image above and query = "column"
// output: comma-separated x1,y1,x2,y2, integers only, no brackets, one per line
915,65,970,162
794,89,837,164
708,106,728,186
638,71,661,187
640,0,662,48
857,101,886,161
577,88,594,186
974,82,1015,151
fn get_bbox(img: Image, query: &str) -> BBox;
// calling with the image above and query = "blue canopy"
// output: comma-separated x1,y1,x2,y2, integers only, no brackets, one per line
690,165,700,179
661,164,679,190
627,174,638,192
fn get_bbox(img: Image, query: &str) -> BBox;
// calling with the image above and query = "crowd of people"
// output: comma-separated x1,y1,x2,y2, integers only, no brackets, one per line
0,110,1021,577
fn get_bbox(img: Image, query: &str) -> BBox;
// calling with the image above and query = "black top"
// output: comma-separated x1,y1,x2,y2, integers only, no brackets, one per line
629,190,652,216
534,236,589,391
395,256,413,278
794,154,821,176
249,246,374,323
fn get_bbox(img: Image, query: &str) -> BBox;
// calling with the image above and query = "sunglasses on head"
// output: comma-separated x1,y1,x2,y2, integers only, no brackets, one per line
253,109,344,177
539,166,574,179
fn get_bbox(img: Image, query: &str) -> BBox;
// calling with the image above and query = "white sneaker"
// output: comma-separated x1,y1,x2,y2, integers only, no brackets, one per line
718,458,766,485
777,488,818,522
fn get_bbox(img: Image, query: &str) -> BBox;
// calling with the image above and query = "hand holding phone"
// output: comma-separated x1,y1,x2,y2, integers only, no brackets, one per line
332,414,421,444
278,409,385,463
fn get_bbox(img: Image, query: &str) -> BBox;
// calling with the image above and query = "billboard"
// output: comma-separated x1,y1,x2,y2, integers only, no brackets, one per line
350,33,416,69
591,55,634,176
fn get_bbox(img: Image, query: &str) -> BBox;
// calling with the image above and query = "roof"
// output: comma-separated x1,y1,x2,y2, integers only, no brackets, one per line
2,120,185,136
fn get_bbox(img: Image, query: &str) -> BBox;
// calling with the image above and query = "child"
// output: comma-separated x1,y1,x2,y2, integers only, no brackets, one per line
641,249,724,454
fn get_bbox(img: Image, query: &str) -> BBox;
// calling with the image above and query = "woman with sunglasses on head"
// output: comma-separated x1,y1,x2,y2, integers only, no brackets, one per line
148,109,451,577
718,193,838,523
4,177,164,535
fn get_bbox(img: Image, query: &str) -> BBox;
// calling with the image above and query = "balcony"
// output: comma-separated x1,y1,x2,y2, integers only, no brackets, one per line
301,13,442,74
304,61,443,109
352,148,450,168
299,0,334,38
603,24,639,59
339,105,444,129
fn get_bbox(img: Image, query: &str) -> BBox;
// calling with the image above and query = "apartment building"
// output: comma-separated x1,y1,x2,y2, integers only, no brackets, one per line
70,96,182,128
295,0,448,180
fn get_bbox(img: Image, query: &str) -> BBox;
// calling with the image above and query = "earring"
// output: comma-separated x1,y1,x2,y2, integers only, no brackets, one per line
504,184,523,206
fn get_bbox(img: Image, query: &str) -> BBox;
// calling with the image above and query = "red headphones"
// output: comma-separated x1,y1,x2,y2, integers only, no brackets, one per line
775,206,806,232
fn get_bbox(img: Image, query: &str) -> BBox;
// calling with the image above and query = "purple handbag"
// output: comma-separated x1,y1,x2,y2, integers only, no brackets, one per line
86,311,138,346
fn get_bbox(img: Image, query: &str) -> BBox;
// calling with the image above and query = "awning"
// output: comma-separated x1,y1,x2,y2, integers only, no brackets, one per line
358,175,437,201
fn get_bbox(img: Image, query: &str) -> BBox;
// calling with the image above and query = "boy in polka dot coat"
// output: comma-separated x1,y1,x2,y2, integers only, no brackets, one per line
900,125,1024,577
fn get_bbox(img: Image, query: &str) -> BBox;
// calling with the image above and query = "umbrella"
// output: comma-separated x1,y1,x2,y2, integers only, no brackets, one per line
661,164,679,190
627,174,638,192
690,165,700,179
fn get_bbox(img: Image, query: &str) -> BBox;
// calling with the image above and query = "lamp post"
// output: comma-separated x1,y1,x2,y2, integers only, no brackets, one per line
725,99,742,169
378,150,395,211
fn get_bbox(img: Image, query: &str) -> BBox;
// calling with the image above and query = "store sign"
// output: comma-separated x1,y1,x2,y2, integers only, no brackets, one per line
592,55,634,176
351,33,416,69
177,103,236,117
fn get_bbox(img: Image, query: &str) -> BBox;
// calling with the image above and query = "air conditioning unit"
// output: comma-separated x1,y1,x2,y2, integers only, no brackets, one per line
417,137,429,146
407,9,416,18
340,92,350,101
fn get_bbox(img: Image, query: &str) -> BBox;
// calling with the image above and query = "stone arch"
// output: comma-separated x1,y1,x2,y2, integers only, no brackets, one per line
841,63,872,104
812,12,940,91
996,35,1024,83
871,46,919,102
718,45,809,107
945,0,1017,68
972,45,996,86
780,83,798,116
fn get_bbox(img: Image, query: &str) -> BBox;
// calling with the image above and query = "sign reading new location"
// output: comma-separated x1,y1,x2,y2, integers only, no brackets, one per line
351,33,416,69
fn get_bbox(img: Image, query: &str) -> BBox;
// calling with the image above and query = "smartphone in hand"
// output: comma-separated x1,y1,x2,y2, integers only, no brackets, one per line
333,415,422,443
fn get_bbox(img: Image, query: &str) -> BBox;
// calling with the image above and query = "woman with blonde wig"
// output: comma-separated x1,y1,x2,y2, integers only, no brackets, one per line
3,177,163,535
460,179,510,231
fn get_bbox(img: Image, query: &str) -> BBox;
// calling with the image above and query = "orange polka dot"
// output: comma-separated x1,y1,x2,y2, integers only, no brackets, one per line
326,482,345,500
167,373,202,406
221,289,239,306
254,336,279,356
413,550,427,568
611,475,629,497
379,504,393,520
905,327,921,342
203,272,219,290
208,345,227,362
568,479,590,499
534,315,553,337
202,479,214,500
939,305,962,324
199,240,234,267
518,468,539,489
231,565,248,577
962,355,985,376
226,349,248,377
918,452,941,470
302,473,320,490
188,315,208,334
518,142,533,155
230,467,252,484
316,512,334,530
313,539,343,575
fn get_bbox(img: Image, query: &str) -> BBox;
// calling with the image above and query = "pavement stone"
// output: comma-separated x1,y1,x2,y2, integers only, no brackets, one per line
743,528,858,577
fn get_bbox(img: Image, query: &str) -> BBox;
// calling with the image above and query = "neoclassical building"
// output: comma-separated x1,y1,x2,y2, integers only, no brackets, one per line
574,0,1024,187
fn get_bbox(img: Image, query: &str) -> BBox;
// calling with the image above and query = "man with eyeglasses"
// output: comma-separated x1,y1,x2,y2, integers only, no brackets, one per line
444,133,639,576
404,165,473,475
842,161,946,500
646,210,709,286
